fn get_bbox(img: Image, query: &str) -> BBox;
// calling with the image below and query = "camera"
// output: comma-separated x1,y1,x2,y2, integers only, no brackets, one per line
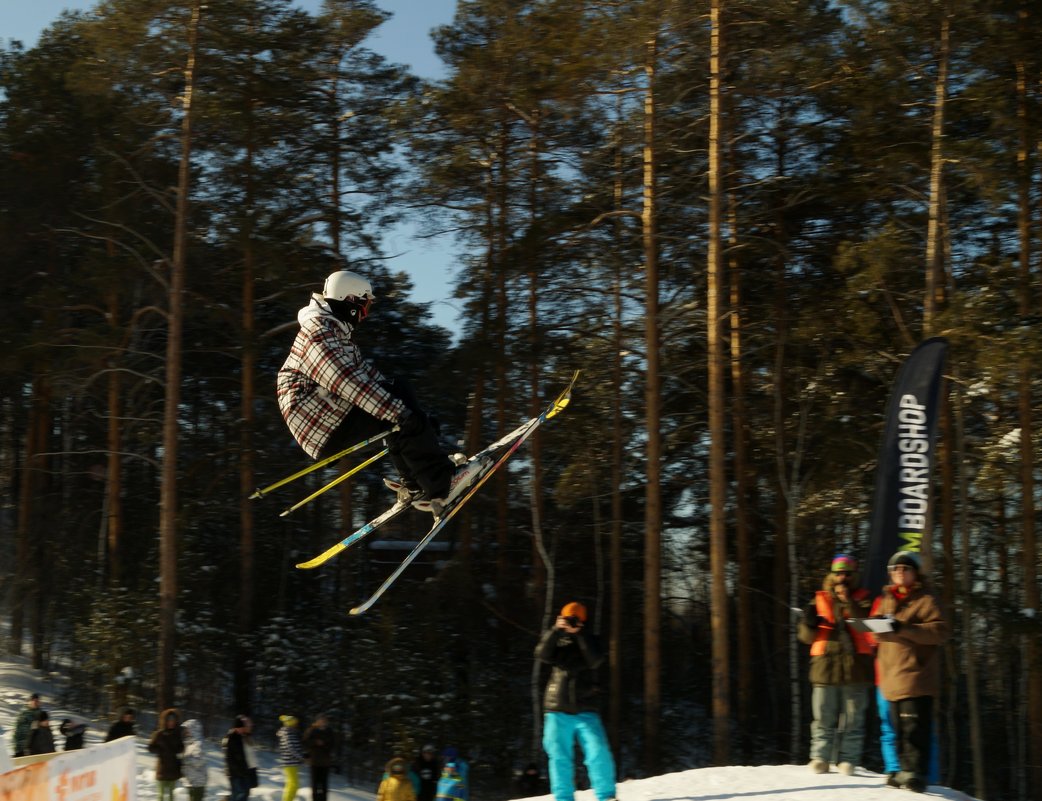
564,615,581,627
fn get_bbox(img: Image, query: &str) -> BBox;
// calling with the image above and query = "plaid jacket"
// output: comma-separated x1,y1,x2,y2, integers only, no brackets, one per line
277,295,405,459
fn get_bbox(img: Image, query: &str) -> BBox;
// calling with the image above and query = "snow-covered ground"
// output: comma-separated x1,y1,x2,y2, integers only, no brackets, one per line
0,649,980,801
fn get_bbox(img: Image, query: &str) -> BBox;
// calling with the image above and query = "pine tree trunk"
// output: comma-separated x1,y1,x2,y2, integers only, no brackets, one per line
727,189,753,757
1015,12,1042,794
952,371,985,797
641,31,662,775
608,109,626,753
707,0,730,765
923,13,948,335
105,289,124,587
527,120,545,616
495,118,510,590
158,0,201,713
236,118,257,715
14,372,51,660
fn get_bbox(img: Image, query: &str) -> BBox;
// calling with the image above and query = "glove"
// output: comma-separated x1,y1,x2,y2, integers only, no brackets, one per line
396,409,426,438
803,604,822,628
888,618,902,633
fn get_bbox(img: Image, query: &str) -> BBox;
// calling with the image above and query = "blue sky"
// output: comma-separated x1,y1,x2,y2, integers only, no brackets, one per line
0,0,464,332
1,0,451,78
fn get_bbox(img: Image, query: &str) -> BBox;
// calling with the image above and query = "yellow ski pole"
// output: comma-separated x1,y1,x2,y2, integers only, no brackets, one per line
279,448,388,517
250,427,395,499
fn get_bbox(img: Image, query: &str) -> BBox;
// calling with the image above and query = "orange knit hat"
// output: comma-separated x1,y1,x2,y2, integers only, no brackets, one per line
560,601,588,622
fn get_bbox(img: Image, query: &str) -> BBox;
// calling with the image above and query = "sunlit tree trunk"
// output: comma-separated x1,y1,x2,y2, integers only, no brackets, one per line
923,13,948,337
727,188,753,756
641,30,662,774
158,0,201,713
707,0,730,764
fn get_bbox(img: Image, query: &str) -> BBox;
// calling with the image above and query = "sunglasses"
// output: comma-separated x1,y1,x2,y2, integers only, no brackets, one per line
833,571,852,576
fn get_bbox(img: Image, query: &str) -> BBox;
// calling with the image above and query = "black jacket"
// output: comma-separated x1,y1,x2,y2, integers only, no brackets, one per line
411,754,442,801
223,729,253,779
535,627,605,714
106,720,136,742
303,724,336,768
148,711,185,781
60,721,87,751
28,726,56,755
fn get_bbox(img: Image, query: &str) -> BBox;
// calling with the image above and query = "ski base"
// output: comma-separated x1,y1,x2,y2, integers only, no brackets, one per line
294,498,412,569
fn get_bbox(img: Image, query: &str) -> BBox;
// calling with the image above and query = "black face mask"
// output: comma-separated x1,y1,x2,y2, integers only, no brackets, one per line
325,297,360,324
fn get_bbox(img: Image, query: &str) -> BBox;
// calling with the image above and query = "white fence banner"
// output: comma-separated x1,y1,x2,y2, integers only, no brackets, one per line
2,735,136,801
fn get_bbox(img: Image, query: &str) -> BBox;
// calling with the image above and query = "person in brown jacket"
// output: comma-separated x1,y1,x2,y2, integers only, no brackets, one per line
797,554,874,775
870,551,950,794
148,708,185,801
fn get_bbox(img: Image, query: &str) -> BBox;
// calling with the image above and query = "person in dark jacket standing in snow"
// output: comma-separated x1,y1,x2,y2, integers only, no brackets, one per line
411,744,442,801
27,710,56,755
148,708,185,801
60,719,88,751
304,714,337,801
535,602,616,801
105,708,136,742
13,693,41,757
224,715,258,801
871,551,950,794
277,267,485,516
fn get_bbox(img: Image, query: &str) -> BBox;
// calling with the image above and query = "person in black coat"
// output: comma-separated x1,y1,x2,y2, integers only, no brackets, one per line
148,708,185,801
60,719,87,751
223,715,258,801
105,709,136,742
304,714,337,801
28,711,57,755
411,744,442,801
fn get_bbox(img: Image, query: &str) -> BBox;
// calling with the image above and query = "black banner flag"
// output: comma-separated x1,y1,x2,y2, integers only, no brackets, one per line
864,337,949,594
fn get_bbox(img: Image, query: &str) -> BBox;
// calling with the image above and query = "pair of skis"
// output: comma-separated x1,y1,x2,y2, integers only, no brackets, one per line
255,371,579,614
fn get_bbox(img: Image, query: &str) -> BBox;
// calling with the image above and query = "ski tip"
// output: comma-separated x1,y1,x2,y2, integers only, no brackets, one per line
248,489,263,500
347,606,365,616
296,543,347,569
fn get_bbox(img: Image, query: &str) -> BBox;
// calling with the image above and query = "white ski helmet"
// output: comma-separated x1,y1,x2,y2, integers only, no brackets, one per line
323,270,374,303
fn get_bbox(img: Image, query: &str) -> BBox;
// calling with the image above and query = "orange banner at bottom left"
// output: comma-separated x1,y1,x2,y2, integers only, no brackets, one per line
0,760,48,801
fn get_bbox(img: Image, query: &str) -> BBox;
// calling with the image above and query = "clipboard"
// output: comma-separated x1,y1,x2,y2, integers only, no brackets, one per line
846,617,895,634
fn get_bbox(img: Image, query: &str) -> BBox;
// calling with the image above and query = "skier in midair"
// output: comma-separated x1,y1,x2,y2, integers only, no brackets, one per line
277,266,484,514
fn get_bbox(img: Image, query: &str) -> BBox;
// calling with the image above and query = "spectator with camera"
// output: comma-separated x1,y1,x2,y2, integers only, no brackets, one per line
535,601,616,801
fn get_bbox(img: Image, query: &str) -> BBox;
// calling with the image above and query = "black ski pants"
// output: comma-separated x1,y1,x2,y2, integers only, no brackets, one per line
310,765,330,801
319,377,453,498
894,695,934,780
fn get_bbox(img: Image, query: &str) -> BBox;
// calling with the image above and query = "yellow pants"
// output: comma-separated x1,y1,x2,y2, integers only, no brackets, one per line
283,765,300,801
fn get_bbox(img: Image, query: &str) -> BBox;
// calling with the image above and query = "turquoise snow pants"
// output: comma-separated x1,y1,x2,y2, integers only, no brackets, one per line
877,688,939,782
542,711,616,801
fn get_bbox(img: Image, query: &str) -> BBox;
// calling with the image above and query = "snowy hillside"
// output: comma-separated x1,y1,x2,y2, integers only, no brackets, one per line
1,650,979,801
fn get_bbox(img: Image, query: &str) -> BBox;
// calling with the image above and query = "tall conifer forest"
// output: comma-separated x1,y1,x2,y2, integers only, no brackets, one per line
1,1,1040,799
